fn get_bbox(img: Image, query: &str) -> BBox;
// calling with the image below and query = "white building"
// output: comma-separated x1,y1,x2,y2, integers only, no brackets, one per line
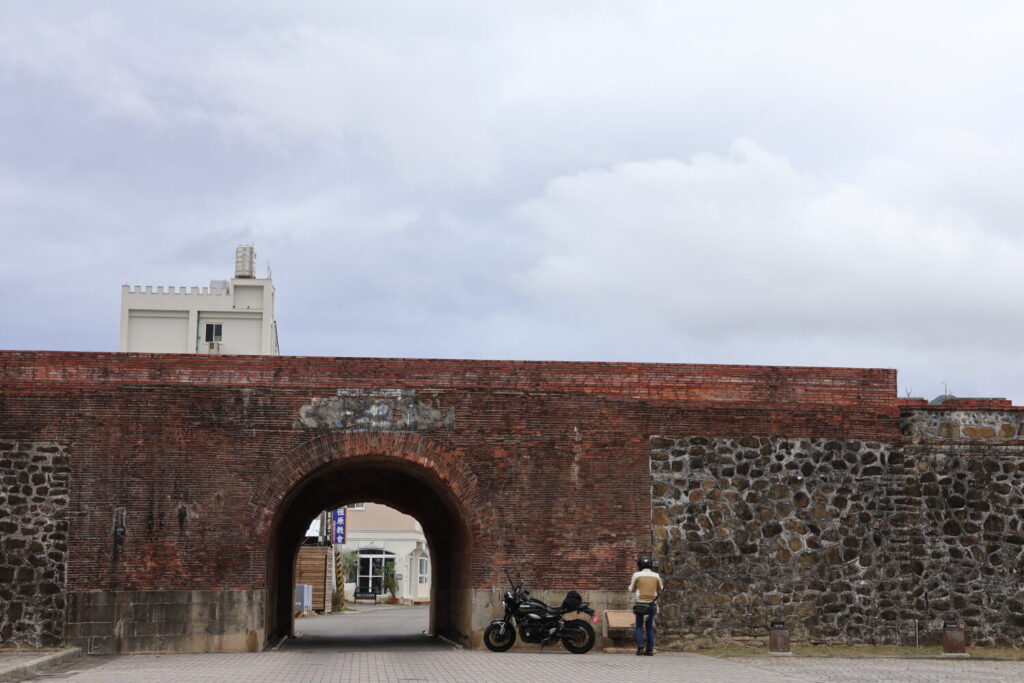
336,503,431,604
119,246,279,355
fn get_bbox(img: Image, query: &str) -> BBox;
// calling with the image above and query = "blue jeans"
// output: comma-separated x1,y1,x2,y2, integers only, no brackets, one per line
635,603,657,650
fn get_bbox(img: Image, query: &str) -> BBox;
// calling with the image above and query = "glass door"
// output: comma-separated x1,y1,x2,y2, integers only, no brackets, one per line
357,550,395,594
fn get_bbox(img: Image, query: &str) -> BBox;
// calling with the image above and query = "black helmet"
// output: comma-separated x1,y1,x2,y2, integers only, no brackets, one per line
636,556,653,570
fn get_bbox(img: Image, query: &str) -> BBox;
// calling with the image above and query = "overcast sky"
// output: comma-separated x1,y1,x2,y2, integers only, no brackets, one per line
2,2,1023,403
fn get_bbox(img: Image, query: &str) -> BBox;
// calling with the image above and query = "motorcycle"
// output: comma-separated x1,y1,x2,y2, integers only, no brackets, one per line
484,569,600,654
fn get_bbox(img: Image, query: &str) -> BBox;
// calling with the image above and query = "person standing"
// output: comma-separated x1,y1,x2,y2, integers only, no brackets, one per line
628,556,663,656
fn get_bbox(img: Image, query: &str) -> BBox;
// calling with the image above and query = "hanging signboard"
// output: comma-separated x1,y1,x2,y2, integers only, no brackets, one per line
331,508,346,544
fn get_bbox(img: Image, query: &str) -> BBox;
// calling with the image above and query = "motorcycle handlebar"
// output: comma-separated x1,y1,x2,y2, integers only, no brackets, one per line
503,568,526,593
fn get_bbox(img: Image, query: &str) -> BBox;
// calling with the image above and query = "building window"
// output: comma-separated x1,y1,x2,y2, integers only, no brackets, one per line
357,549,395,594
204,323,223,342
347,503,365,510
419,556,430,584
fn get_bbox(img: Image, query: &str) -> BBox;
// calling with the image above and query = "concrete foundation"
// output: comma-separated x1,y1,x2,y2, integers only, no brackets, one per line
65,590,265,654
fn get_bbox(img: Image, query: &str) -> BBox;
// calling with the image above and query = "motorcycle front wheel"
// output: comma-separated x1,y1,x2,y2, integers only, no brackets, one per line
561,619,595,654
483,622,516,652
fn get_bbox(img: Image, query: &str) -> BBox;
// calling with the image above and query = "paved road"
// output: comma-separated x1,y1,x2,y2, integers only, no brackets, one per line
23,606,1024,682
286,605,443,652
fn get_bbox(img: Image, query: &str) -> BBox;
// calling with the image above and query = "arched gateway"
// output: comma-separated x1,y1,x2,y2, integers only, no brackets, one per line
250,431,497,645
8,351,1021,652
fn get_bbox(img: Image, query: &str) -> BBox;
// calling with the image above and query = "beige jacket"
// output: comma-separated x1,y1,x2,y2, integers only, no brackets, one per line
628,568,663,602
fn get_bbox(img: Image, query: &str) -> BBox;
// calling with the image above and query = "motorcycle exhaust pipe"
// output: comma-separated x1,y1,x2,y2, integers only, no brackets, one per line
555,625,585,638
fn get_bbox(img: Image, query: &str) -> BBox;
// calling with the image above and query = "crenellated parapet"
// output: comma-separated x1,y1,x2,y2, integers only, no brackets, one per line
121,284,231,296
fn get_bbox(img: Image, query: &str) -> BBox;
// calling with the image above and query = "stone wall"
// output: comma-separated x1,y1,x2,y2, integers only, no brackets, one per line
651,432,1024,648
0,441,70,648
902,443,1024,645
650,435,897,647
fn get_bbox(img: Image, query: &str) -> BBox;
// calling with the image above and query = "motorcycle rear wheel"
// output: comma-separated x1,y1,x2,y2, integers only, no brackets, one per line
483,622,516,652
561,619,596,654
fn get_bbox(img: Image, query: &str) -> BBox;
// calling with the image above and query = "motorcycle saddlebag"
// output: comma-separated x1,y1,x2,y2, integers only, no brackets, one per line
561,590,582,612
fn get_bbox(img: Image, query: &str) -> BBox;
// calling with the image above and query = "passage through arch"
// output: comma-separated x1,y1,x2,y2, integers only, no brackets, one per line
249,432,498,647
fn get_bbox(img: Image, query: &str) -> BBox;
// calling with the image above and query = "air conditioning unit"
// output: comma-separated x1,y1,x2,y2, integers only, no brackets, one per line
294,584,312,612
207,341,221,354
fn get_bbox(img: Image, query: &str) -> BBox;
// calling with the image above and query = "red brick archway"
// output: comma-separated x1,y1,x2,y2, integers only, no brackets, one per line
248,431,499,646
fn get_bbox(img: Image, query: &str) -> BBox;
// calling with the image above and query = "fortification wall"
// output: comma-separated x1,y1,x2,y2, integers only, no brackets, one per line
20,351,1023,653
651,408,1024,648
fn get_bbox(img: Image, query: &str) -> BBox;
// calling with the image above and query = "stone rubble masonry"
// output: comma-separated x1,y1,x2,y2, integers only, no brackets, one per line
0,440,70,648
651,425,1024,649
902,407,1024,441
294,390,455,430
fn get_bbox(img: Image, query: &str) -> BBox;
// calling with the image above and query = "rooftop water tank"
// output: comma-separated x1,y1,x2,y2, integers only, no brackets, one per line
235,245,256,279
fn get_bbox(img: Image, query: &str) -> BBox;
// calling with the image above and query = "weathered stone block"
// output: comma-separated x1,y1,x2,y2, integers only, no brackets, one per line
650,436,674,449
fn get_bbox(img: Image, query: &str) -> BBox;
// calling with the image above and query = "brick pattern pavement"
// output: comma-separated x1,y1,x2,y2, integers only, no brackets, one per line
23,650,805,683
740,655,1024,683
28,650,1024,683
26,603,1024,683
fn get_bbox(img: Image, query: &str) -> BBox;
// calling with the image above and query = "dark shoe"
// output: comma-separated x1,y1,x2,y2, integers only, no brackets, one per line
636,647,644,656
644,650,654,656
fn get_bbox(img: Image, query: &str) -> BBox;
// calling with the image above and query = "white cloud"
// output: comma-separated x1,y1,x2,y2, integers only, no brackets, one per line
2,2,1024,402
508,136,1024,397
0,5,505,186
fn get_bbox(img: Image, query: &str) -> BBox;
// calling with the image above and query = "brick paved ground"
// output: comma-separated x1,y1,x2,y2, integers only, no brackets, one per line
26,649,1024,683
738,655,1024,682
21,650,805,683
21,607,1024,682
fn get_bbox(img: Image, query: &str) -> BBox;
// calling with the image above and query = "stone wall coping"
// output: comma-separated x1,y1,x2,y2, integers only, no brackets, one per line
900,402,1024,411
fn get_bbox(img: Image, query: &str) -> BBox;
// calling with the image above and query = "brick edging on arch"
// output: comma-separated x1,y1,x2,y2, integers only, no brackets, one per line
245,430,498,568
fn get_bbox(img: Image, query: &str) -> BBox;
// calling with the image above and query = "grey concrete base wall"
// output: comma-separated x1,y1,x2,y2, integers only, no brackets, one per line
66,590,265,654
651,434,1024,649
0,441,70,648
